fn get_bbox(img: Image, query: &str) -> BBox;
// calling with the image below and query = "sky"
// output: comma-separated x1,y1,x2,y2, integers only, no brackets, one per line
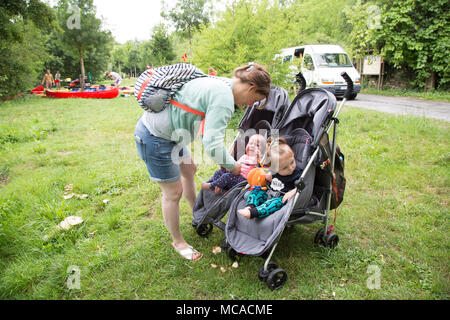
46,0,228,44
94,0,172,43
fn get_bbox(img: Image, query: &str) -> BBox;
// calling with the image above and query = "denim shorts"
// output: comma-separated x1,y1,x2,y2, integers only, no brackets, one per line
134,117,191,183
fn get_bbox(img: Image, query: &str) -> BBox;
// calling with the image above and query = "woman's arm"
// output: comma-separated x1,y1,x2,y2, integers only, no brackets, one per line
202,105,237,171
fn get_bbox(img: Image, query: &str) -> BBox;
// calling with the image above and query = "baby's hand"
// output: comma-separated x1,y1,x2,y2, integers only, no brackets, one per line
265,172,272,182
231,164,241,176
237,207,251,219
282,189,297,204
214,186,223,195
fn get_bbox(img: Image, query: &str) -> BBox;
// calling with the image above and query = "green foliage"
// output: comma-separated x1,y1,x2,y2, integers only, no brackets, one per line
0,0,56,98
346,0,450,89
190,0,352,82
110,24,176,75
161,0,211,41
0,21,51,98
147,24,176,67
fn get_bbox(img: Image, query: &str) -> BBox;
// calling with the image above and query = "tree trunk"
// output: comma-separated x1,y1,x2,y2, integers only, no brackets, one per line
79,47,85,90
425,71,436,92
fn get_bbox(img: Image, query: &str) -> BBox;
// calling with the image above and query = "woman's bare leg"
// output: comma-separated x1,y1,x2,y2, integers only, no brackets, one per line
158,179,202,261
180,157,197,210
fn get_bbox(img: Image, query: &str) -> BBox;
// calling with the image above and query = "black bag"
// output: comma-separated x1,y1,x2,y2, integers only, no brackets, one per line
314,133,346,210
330,146,346,209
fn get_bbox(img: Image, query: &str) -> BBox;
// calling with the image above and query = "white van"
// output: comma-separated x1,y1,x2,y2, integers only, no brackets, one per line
277,45,361,99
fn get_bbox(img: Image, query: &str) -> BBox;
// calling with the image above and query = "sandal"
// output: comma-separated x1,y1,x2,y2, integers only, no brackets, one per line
172,243,203,261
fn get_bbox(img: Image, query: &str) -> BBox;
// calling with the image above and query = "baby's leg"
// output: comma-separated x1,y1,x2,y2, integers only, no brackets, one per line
210,172,243,191
246,189,268,207
207,169,227,190
212,169,226,181
254,197,285,218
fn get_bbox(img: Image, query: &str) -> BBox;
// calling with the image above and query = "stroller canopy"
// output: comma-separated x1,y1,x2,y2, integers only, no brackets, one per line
238,85,290,132
276,88,337,147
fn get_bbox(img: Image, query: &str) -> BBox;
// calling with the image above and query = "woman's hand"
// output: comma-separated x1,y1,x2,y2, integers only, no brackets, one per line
231,164,241,176
265,172,272,182
282,188,297,204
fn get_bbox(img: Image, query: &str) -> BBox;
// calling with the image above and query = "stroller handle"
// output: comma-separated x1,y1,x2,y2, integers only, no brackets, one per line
295,72,307,94
340,71,353,100
330,72,353,123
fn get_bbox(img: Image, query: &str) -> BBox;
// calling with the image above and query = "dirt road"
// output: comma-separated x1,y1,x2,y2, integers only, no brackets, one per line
344,94,450,122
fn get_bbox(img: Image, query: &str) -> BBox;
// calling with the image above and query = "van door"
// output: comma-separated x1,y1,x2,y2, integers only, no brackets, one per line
301,53,315,86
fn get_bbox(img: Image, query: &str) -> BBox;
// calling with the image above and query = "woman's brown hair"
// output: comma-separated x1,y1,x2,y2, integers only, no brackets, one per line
233,62,271,109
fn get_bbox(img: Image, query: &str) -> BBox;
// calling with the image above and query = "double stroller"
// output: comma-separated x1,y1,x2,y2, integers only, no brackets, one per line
192,73,352,290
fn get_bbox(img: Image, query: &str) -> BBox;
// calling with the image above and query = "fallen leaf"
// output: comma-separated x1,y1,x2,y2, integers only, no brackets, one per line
220,267,227,273
57,216,83,230
63,193,74,199
232,261,239,269
212,246,222,254
88,230,97,238
103,199,109,204
210,263,218,268
76,194,88,199
64,184,73,192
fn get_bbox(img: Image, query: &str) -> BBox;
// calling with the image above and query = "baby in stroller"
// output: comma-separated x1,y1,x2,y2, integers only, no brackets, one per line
238,137,303,219
201,133,266,195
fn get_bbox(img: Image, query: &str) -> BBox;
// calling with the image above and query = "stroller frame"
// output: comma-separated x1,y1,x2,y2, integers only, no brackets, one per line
256,72,354,290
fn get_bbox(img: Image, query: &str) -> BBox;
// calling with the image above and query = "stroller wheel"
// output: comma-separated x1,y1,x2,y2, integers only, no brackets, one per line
314,228,326,246
196,223,213,237
266,268,287,291
325,233,339,249
258,261,278,281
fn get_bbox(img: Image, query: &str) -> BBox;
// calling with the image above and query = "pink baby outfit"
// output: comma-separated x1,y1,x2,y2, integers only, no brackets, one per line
238,154,259,179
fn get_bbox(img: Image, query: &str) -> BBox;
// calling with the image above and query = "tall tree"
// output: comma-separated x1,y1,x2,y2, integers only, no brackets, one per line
56,0,113,88
161,0,210,43
148,23,176,66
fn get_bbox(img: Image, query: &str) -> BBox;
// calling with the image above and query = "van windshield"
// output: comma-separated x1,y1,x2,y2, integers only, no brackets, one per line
315,53,353,67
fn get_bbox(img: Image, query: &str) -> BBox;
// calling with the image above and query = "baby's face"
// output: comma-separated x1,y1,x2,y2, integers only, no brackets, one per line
274,152,296,176
247,135,264,156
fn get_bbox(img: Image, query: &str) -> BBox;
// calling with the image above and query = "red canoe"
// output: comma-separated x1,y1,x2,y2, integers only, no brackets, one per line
31,85,44,92
45,88,119,99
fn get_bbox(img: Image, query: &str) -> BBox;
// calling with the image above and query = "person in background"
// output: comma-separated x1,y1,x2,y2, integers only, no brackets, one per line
54,71,61,90
106,71,122,87
41,69,54,90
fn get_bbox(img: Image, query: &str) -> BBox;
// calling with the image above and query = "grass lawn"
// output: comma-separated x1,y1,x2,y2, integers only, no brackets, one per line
0,93,448,300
